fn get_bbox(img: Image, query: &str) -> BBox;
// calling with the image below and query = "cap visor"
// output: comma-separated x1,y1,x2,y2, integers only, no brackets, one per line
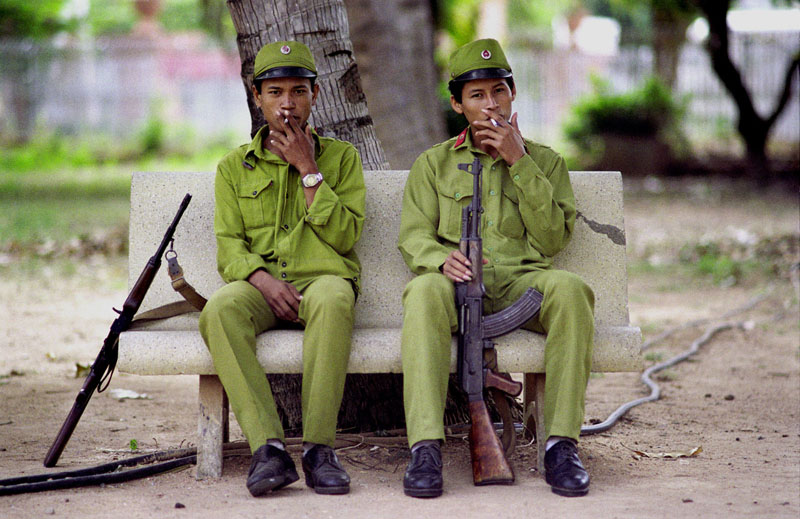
451,67,512,83
255,66,317,81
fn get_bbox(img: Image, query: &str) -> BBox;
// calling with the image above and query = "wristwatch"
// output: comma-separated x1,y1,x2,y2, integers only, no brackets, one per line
302,172,324,188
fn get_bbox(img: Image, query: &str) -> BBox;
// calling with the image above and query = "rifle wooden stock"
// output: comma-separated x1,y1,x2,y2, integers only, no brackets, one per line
43,194,191,467
469,400,515,485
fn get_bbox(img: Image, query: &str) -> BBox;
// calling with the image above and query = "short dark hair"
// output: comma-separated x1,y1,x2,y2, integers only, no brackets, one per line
448,76,515,104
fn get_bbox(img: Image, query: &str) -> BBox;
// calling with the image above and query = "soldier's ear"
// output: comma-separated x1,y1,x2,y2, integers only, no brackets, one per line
251,84,261,101
450,96,463,115
311,83,320,106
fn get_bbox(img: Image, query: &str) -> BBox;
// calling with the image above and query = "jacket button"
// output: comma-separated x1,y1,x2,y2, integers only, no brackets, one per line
252,190,258,195
281,262,287,267
281,273,287,279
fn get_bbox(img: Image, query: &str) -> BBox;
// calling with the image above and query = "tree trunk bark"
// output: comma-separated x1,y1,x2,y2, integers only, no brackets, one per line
226,0,388,170
652,7,691,89
343,0,446,169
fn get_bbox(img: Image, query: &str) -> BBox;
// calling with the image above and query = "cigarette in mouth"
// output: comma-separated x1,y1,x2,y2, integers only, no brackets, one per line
491,119,499,127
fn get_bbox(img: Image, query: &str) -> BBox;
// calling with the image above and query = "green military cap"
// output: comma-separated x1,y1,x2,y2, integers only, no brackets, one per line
253,40,317,81
448,38,512,83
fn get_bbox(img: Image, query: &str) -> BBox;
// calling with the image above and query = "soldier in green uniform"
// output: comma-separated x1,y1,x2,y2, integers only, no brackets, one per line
199,40,365,497
398,39,593,498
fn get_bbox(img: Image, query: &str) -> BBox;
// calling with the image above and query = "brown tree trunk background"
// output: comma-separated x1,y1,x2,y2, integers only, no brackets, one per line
226,0,388,170
692,0,800,172
343,0,447,169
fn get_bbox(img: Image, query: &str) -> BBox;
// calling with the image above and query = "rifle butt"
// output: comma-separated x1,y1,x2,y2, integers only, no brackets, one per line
44,389,91,467
468,400,515,486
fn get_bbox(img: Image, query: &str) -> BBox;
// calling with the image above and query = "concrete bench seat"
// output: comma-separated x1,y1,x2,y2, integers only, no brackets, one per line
119,170,642,479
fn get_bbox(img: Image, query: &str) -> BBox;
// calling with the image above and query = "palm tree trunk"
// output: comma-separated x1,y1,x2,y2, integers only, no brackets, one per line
226,0,388,169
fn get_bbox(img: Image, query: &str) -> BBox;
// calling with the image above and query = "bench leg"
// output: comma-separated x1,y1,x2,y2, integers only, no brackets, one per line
196,374,229,479
523,373,547,476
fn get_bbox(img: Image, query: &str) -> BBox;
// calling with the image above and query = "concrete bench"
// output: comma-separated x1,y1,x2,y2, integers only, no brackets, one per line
119,170,642,479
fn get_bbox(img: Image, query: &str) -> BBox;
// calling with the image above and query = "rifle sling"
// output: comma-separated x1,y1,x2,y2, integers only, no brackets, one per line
129,251,208,328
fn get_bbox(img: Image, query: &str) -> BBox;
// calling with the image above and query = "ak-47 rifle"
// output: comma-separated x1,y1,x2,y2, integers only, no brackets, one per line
455,157,543,486
44,194,192,467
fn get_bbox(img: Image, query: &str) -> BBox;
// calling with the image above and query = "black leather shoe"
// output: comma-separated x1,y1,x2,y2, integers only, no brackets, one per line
301,444,350,495
246,445,299,497
403,442,443,498
544,440,590,497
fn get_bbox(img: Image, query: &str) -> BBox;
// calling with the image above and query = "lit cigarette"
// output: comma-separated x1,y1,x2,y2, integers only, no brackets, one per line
491,119,499,127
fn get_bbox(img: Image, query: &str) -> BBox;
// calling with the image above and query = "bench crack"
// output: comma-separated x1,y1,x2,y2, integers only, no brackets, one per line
576,211,626,246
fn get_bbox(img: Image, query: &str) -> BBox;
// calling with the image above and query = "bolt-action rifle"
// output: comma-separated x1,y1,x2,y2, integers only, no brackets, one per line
44,194,192,467
455,157,543,485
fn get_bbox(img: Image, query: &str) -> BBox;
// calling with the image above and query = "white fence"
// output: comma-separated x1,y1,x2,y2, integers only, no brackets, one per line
509,30,799,149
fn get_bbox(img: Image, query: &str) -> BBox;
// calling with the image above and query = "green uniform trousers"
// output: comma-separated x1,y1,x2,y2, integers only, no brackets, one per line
198,275,355,453
401,269,594,447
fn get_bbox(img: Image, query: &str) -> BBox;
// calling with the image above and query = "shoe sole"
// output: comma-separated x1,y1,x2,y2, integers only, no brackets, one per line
303,473,350,495
247,469,300,497
549,484,588,497
404,486,443,498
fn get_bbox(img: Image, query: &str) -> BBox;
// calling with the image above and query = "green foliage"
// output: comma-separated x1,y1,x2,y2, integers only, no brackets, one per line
129,439,138,451
679,241,759,287
0,0,75,38
86,0,136,36
438,0,482,49
563,75,686,153
85,0,233,41
138,105,168,156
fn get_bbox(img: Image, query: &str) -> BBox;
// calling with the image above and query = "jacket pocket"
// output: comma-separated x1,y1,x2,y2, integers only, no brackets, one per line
436,175,474,242
499,185,524,239
237,178,275,230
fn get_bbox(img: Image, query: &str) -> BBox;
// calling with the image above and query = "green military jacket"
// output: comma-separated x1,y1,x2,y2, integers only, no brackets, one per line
398,128,576,292
214,125,365,293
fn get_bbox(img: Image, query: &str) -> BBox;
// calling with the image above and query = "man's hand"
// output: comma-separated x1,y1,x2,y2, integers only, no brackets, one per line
442,250,488,283
248,269,303,322
472,111,526,165
269,109,319,177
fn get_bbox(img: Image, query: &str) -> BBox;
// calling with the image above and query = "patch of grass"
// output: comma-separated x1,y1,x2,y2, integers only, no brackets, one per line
644,352,665,363
0,129,236,254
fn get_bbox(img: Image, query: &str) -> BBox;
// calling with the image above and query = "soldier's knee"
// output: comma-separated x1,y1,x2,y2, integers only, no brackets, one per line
402,273,452,307
303,276,355,314
199,282,250,337
545,271,595,309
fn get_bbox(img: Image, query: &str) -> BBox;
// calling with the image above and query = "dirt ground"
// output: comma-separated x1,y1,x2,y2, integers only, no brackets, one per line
1,178,798,518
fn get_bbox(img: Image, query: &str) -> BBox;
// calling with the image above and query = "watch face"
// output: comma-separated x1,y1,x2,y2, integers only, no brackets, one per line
303,173,323,187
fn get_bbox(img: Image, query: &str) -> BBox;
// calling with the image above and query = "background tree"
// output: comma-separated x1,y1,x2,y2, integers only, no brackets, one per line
690,0,799,171
226,0,388,170
343,0,446,169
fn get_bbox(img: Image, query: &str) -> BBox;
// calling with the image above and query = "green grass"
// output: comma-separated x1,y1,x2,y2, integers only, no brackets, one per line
0,168,132,244
0,128,235,249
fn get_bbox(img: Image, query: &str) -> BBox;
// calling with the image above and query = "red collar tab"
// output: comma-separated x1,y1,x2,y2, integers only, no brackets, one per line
453,128,468,148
